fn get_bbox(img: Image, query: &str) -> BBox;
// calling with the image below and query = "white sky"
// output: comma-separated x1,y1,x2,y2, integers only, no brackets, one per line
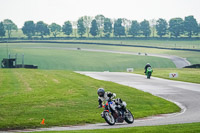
0,0,200,28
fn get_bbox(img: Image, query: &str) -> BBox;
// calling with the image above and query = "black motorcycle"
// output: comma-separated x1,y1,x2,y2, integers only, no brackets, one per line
101,100,134,125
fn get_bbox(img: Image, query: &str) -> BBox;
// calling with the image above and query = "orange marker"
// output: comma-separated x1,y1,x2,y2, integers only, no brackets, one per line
40,118,45,125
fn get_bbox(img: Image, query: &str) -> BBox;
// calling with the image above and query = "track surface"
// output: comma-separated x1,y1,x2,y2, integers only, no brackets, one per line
24,47,191,68
5,72,200,132
77,48,191,68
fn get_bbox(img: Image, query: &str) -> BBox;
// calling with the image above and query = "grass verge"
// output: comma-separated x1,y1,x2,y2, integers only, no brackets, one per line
134,68,200,84
0,69,180,130
31,122,200,133
1,41,199,65
0,43,175,71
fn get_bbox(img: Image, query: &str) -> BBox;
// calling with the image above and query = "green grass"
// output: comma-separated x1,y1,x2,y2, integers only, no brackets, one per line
46,40,200,49
134,68,200,84
0,43,176,71
49,41,200,65
0,69,180,130
55,42,200,65
31,122,200,133
1,41,199,65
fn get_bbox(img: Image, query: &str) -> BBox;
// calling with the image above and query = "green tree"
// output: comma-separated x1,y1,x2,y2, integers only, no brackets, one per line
62,21,72,37
35,21,50,38
49,23,61,38
114,18,125,37
169,18,184,38
156,18,168,38
82,16,93,37
140,20,151,37
95,14,105,37
77,18,86,37
0,22,5,38
90,19,98,37
184,15,198,38
3,19,18,38
128,20,140,37
103,18,112,38
22,21,35,39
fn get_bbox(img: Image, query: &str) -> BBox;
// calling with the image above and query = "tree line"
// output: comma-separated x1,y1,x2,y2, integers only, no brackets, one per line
0,15,200,39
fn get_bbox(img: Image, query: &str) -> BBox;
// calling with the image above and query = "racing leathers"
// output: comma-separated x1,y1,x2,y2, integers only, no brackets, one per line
98,92,116,108
144,64,151,73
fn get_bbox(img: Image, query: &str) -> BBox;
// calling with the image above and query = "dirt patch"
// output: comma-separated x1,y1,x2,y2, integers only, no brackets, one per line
48,102,65,107
67,89,75,95
52,79,60,83
14,71,32,91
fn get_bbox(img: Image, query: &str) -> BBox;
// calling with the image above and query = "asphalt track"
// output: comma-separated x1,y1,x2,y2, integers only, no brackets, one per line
4,72,200,133
23,47,191,68
76,48,191,68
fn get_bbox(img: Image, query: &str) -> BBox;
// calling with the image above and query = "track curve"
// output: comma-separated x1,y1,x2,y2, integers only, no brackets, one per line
5,72,200,132
78,48,191,68
24,47,191,68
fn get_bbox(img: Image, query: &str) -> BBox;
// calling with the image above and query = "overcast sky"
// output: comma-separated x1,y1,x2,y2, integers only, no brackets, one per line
1,0,200,28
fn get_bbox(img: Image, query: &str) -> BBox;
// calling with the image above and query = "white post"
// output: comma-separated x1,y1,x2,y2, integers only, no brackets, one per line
22,54,24,68
15,54,17,65
127,68,134,72
169,73,178,78
7,44,9,58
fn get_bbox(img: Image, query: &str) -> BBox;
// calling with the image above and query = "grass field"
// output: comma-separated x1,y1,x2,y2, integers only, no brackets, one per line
0,41,199,131
134,68,200,84
46,40,200,64
49,41,200,65
33,39,200,49
0,69,180,130
31,122,200,133
0,43,176,71
1,41,200,65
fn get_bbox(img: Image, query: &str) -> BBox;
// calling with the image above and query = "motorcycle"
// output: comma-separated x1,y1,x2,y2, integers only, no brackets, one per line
100,100,134,125
146,67,153,79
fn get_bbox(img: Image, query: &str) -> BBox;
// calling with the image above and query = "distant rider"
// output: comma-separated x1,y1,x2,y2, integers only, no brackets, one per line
144,63,151,73
97,88,127,112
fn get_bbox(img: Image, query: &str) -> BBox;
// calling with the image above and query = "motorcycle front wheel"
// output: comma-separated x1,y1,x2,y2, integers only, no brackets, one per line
125,110,134,124
103,111,115,125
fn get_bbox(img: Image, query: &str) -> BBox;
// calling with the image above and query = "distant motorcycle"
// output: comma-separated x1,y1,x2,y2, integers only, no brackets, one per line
146,67,153,79
100,100,134,125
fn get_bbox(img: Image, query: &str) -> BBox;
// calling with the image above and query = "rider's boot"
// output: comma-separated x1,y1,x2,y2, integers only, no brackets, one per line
120,103,128,113
122,106,128,113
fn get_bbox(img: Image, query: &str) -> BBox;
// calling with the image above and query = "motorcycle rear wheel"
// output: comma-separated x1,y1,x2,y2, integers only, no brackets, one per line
147,72,151,79
103,111,115,125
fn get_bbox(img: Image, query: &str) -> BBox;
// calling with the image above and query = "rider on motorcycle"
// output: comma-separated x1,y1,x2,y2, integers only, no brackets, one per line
144,63,151,73
97,88,127,112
